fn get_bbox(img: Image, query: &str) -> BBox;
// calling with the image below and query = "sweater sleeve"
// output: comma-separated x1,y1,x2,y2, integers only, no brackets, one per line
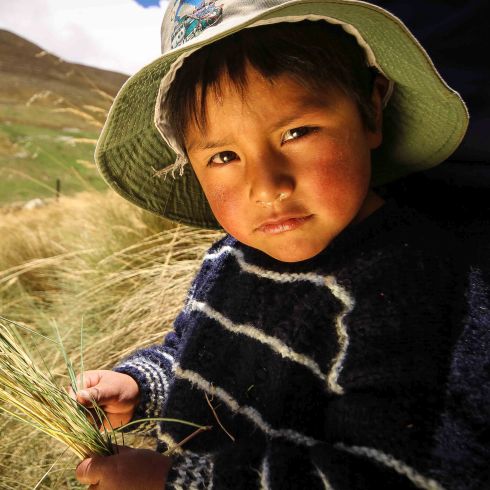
112,308,188,429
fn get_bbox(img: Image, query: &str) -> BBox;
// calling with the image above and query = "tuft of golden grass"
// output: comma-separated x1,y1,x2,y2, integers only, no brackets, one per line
0,318,117,460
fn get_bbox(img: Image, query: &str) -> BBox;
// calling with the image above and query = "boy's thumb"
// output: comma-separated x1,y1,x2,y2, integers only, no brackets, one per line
78,387,101,404
76,456,101,485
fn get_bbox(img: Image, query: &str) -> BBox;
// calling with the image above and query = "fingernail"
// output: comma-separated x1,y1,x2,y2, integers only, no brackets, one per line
78,390,89,399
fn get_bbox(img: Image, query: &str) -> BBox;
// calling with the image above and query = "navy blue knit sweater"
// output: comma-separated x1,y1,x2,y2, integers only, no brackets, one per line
115,200,489,490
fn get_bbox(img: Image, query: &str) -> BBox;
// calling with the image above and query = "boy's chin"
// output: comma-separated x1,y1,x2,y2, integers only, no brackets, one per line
254,240,329,263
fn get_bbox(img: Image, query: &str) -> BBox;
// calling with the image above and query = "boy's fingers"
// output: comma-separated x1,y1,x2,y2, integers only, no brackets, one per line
76,371,102,390
76,457,102,485
72,371,105,406
76,447,132,485
77,386,101,404
77,373,122,406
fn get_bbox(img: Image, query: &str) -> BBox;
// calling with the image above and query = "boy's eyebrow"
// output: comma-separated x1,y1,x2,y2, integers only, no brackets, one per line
187,137,233,152
187,95,328,152
268,95,327,133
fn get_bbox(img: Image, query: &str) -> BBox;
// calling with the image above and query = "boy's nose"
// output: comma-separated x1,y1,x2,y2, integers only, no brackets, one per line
248,152,295,206
255,191,289,208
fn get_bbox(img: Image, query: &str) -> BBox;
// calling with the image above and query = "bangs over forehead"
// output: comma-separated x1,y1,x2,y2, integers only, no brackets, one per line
163,20,377,155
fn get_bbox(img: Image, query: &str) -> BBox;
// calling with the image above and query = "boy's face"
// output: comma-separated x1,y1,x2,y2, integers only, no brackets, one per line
186,66,384,262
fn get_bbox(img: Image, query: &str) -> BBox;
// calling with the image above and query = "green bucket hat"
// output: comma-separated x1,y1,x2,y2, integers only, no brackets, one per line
95,0,468,229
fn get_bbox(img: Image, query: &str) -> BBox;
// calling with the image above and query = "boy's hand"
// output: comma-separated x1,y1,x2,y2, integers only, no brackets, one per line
76,446,172,490
69,370,140,429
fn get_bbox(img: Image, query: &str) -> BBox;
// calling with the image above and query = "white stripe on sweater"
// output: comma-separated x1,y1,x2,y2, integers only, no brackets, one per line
205,246,326,286
314,465,335,490
335,444,445,490
161,351,176,366
204,246,355,395
136,358,169,405
189,299,326,385
156,430,184,455
158,432,214,489
259,455,271,490
324,276,355,395
174,363,318,447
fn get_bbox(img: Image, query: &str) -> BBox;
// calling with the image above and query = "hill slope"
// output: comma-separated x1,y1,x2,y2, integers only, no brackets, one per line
0,30,129,205
0,29,127,106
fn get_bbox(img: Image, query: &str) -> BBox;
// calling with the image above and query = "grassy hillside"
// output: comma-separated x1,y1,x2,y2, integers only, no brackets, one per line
0,30,128,206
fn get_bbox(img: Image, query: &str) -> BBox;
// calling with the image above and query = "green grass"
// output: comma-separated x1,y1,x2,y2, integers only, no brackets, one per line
0,105,106,205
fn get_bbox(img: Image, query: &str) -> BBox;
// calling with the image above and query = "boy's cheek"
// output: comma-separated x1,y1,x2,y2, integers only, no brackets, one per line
205,183,228,207
205,185,246,231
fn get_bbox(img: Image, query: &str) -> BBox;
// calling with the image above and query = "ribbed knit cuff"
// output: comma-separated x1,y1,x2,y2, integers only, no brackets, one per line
114,356,169,431
166,452,214,490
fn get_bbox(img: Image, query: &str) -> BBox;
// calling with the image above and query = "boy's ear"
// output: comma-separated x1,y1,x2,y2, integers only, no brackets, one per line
368,74,390,149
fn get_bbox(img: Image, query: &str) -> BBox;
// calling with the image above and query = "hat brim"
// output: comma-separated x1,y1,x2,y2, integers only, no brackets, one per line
95,0,468,229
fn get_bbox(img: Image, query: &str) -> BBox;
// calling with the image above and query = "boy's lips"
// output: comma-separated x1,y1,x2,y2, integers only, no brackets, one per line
255,214,313,234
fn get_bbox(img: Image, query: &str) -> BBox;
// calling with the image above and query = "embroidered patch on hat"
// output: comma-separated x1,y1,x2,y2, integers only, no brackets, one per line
170,0,224,49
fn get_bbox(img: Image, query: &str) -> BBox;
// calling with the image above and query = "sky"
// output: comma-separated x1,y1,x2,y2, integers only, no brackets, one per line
0,0,170,75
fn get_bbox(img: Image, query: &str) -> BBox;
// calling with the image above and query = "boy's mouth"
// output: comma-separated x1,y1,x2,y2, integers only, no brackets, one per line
255,214,313,234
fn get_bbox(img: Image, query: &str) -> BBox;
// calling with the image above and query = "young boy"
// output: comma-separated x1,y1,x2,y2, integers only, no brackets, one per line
74,1,488,489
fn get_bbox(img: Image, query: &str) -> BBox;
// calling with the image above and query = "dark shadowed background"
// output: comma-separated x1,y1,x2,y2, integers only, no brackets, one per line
371,0,489,269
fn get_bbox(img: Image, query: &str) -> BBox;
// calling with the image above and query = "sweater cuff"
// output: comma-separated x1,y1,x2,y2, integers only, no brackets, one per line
165,452,214,490
114,357,168,429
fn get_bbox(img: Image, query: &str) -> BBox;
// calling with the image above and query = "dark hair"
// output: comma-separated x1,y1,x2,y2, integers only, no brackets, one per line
163,20,378,154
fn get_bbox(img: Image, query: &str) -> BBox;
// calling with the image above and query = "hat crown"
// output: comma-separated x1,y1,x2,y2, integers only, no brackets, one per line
161,0,291,54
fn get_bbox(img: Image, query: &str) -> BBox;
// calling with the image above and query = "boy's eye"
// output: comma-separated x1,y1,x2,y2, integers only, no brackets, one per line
208,151,238,166
281,126,316,143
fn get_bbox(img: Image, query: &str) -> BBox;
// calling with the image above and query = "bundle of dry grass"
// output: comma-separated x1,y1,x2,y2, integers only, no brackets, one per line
0,316,209,464
0,317,117,459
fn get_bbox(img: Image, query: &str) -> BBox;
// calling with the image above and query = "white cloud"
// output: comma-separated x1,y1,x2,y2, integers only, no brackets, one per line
0,0,169,75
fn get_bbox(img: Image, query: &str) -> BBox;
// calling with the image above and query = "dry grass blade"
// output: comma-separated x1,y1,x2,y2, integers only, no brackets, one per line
51,108,103,128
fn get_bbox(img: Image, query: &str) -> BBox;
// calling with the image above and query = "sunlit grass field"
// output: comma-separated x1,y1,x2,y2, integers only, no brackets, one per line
0,191,222,488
